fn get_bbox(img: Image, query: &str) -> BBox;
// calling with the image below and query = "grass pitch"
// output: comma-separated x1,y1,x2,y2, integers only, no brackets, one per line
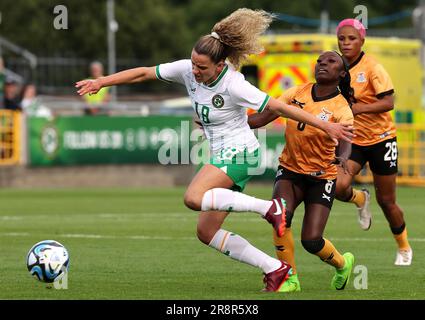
0,185,424,300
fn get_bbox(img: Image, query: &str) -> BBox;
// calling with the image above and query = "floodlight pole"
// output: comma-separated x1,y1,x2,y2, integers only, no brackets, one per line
107,0,118,103
319,0,329,34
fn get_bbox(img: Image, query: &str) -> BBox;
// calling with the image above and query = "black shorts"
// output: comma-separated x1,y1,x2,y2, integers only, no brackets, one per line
275,166,336,209
350,137,398,175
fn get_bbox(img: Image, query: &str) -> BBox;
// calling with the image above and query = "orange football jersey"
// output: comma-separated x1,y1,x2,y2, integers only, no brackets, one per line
349,52,396,145
278,83,354,180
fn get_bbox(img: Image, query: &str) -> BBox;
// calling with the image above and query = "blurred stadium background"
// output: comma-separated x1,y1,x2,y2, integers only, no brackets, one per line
0,0,425,300
1,0,425,187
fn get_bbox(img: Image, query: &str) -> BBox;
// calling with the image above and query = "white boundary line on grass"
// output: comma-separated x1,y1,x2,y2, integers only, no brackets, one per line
0,232,195,241
0,232,425,242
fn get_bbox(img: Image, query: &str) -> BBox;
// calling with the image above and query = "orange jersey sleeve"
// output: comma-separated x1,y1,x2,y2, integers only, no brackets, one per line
279,83,353,180
350,53,396,145
371,63,394,97
278,85,299,104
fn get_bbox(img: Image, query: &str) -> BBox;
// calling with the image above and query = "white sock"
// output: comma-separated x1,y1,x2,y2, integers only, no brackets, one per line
201,188,273,216
209,229,281,274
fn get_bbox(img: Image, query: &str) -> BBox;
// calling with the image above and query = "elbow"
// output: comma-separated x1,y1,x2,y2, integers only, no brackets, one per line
247,115,259,129
248,118,267,129
248,121,258,129
267,105,282,117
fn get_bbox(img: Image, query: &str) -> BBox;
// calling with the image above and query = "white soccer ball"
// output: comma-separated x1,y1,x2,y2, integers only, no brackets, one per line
26,240,70,283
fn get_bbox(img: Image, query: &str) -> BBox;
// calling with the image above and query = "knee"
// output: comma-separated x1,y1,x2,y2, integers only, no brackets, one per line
184,191,202,211
376,195,396,212
301,238,325,254
335,180,352,200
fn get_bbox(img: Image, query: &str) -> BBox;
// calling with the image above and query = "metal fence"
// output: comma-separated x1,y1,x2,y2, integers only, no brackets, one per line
3,56,174,95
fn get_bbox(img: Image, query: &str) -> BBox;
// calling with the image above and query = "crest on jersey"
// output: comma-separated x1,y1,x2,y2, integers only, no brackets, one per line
212,94,224,108
316,107,333,122
356,72,366,83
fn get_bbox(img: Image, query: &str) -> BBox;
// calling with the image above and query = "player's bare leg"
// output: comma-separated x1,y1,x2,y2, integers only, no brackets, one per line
193,165,286,236
186,164,292,290
302,203,354,290
373,173,412,266
336,160,371,230
271,178,303,292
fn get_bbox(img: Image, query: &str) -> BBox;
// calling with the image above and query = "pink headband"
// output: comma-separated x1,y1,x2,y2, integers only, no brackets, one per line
336,19,366,39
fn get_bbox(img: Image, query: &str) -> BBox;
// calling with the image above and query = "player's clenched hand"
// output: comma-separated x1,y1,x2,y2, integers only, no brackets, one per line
75,79,102,96
326,122,354,145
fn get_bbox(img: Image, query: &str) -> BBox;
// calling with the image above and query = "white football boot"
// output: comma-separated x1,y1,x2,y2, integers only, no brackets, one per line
357,188,372,231
394,248,413,266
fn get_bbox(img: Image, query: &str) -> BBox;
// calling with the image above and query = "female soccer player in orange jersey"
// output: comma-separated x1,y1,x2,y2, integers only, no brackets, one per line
335,19,412,266
249,51,355,292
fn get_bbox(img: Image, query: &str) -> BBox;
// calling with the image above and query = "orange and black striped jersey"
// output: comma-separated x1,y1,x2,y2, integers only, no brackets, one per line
278,83,354,180
349,52,396,146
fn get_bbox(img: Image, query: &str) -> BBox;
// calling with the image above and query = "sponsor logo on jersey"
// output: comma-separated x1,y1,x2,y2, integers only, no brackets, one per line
212,94,225,108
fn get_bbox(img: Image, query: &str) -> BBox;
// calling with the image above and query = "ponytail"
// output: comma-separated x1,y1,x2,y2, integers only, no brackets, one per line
193,9,273,69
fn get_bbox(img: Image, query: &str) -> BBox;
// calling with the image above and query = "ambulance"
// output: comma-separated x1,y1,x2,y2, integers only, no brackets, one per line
242,33,423,127
241,34,425,185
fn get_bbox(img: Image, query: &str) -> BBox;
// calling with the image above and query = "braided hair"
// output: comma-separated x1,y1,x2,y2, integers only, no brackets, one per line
334,51,356,106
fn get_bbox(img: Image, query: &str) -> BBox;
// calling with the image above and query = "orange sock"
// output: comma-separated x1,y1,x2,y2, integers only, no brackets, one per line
315,238,345,269
273,228,297,274
393,228,410,250
349,188,365,208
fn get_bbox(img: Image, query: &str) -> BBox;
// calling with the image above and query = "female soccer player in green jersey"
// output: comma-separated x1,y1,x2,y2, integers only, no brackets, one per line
76,8,353,292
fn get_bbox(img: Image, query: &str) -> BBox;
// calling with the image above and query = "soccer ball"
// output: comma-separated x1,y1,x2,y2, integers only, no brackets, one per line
26,240,70,283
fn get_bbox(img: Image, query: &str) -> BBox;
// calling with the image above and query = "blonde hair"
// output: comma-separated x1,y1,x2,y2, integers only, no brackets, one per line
193,8,273,69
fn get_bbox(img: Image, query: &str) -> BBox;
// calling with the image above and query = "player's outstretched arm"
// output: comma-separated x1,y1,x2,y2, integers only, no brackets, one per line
248,109,279,129
75,66,157,96
266,97,354,144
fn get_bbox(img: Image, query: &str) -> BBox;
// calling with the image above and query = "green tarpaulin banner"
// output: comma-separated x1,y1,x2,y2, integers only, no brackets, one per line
27,115,285,178
28,115,193,166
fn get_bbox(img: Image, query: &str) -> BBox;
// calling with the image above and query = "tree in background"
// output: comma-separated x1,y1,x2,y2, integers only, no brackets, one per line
0,0,417,95
0,0,417,60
